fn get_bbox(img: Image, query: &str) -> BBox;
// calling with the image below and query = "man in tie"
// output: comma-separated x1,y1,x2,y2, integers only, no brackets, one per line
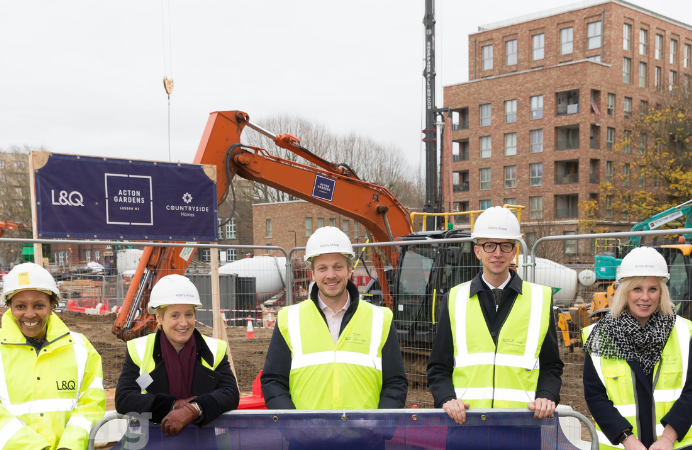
427,206,563,424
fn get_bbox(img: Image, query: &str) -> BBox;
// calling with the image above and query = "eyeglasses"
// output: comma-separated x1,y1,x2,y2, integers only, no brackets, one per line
475,242,516,253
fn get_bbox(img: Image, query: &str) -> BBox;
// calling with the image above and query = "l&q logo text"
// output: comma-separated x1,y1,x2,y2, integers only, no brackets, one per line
51,190,84,207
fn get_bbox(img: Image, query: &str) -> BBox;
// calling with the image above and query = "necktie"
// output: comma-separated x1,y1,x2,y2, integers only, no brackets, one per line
492,289,502,310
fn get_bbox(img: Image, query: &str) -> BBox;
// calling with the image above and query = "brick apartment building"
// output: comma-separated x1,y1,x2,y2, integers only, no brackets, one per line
253,200,368,254
444,0,691,257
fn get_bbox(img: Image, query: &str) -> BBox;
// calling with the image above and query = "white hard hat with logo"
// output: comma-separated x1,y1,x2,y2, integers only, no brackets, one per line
616,247,670,281
471,206,522,241
304,226,355,267
1,263,60,306
148,274,202,314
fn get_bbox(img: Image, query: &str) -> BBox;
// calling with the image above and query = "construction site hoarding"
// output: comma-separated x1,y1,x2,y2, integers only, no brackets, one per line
32,151,218,241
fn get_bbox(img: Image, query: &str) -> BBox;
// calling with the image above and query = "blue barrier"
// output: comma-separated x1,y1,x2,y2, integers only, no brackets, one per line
92,409,597,450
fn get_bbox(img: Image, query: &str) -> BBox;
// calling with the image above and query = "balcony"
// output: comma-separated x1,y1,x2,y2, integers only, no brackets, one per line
452,140,469,161
555,194,579,219
452,120,469,131
556,89,580,116
556,124,579,150
555,161,579,184
453,182,470,193
590,173,597,183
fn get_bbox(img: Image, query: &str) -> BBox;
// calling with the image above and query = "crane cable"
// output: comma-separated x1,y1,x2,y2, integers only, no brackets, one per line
161,0,174,161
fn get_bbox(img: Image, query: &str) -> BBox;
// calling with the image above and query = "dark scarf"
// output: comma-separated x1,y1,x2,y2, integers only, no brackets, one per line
159,330,196,399
584,311,676,375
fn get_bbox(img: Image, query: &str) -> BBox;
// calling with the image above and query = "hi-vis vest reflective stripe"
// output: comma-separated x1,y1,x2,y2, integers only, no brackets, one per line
127,333,226,393
450,281,552,409
278,299,392,410
0,312,105,450
582,316,692,450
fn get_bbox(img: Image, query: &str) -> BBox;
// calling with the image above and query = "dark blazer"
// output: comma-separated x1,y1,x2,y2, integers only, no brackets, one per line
115,329,239,426
583,334,692,448
261,280,408,409
427,270,564,407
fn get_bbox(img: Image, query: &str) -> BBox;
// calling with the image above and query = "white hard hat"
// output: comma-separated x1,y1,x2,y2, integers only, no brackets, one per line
1,263,60,306
304,226,355,266
616,247,670,281
148,274,202,314
471,206,522,241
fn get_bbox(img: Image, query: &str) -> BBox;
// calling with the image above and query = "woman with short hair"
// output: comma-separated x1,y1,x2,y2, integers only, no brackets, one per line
0,263,105,450
115,274,239,437
583,247,692,449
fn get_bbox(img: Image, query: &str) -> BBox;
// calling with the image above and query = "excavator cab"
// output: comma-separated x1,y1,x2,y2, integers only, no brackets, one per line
391,229,480,344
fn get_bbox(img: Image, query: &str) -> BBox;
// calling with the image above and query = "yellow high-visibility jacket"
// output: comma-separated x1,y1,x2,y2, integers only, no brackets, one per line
0,312,105,450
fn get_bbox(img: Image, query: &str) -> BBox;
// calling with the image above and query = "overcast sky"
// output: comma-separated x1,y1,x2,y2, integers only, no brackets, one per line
1,0,690,172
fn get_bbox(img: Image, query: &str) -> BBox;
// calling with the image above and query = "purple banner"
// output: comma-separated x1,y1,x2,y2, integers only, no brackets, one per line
35,153,217,241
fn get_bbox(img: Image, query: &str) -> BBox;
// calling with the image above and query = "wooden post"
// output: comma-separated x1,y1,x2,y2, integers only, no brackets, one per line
210,247,236,378
28,152,44,266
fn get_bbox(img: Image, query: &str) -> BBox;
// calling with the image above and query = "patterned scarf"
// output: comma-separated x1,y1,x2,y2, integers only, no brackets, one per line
584,311,676,375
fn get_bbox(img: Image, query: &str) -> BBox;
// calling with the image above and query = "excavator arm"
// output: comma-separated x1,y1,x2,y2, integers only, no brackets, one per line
113,110,413,340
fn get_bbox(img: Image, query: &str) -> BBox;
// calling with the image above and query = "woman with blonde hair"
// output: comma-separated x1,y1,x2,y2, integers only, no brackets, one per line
583,247,692,450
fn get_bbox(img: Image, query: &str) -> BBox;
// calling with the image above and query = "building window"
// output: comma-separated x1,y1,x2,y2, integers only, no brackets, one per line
623,57,631,84
504,165,516,188
480,199,491,210
329,218,336,227
504,133,516,156
480,168,491,190
529,196,542,220
640,100,648,116
530,95,543,119
623,163,630,186
0,160,4,169
14,187,23,198
226,218,236,239
587,55,601,63
606,161,614,183
639,134,647,155
13,161,25,170
530,129,543,153
606,195,613,218
201,250,211,262
607,93,615,117
606,127,615,151
354,222,360,238
654,174,659,188
530,163,543,186
623,130,631,153
532,33,544,60
670,70,677,91
317,217,324,228
342,219,349,235
480,104,491,126
655,34,663,60
480,136,491,159
564,231,577,255
503,198,516,208
623,23,631,51
639,62,647,88
86,251,91,263
505,100,517,123
94,250,100,262
482,44,493,70
685,44,691,69
655,66,662,89
639,29,648,55
305,217,312,237
587,21,602,50
266,219,272,238
561,27,573,55
506,39,517,65
670,39,677,64
624,97,632,120
227,249,237,262
639,166,646,187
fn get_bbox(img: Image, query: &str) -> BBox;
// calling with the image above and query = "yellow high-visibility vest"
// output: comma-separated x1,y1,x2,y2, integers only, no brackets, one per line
0,313,105,450
583,317,692,449
449,281,552,408
278,299,392,409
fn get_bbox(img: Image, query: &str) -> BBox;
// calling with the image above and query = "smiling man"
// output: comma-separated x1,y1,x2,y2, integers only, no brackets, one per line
427,206,563,425
261,226,407,411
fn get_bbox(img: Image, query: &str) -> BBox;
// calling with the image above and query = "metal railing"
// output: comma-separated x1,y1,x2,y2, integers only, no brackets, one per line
452,120,469,131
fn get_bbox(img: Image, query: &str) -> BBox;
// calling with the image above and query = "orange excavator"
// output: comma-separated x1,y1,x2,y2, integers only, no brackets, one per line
113,111,416,341
0,221,28,238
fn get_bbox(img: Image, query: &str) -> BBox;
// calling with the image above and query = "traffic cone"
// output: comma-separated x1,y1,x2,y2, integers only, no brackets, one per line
246,316,255,340
267,311,274,328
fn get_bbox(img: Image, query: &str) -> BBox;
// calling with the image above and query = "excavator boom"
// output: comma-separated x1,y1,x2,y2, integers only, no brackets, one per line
113,110,413,340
